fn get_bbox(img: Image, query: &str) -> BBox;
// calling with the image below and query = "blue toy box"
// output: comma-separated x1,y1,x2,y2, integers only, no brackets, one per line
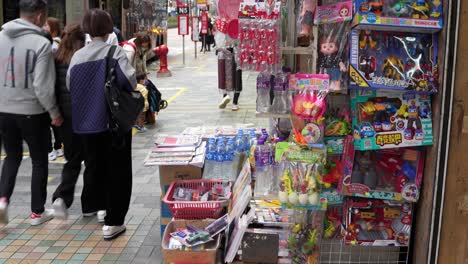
352,0,443,32
349,29,439,93
351,89,433,150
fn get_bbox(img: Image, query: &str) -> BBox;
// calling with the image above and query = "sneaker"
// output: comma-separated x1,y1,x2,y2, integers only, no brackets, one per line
48,150,57,161
83,211,97,217
97,210,106,223
0,198,9,225
137,127,148,133
103,225,126,240
30,209,54,226
56,148,64,157
218,96,231,109
53,198,68,220
232,105,240,111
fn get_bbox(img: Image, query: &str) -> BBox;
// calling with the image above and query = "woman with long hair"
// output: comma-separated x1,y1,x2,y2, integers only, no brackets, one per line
52,23,105,221
68,9,136,240
122,32,152,76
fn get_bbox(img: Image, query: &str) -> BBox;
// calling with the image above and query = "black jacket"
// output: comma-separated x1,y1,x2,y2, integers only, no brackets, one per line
55,62,72,118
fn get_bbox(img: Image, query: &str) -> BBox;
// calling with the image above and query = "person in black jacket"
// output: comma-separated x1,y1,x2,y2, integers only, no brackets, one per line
51,23,97,220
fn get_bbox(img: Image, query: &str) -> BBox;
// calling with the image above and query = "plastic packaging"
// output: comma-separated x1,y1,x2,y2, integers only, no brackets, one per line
271,72,290,114
254,139,273,198
297,0,317,47
256,73,272,113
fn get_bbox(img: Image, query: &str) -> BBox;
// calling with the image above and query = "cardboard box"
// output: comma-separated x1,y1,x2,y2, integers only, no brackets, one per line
352,0,443,33
162,219,220,264
351,90,433,150
349,30,439,93
159,164,202,195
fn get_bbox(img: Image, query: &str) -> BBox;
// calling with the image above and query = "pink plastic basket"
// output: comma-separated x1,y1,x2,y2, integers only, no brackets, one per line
163,180,232,220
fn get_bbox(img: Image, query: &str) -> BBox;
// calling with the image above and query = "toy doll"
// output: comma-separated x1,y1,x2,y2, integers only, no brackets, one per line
318,36,347,90
298,0,317,47
405,100,423,139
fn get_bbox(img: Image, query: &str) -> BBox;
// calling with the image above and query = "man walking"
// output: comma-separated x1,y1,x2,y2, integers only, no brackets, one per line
0,0,63,226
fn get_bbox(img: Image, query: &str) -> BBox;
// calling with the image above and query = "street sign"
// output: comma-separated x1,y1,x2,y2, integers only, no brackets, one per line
177,4,189,15
178,14,189,35
192,16,200,42
201,12,209,34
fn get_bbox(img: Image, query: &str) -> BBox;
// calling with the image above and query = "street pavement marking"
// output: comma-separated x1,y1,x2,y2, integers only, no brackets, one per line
167,87,188,103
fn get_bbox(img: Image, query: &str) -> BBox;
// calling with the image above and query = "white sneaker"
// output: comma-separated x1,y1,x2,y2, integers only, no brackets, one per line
232,105,240,111
218,96,231,109
30,209,54,226
0,198,9,225
103,225,126,240
97,210,106,223
48,151,57,161
56,148,64,157
53,198,68,220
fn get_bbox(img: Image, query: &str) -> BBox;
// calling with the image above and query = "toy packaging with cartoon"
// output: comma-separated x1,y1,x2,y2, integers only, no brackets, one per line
343,197,413,246
349,30,439,93
351,89,433,150
340,147,426,202
352,0,443,32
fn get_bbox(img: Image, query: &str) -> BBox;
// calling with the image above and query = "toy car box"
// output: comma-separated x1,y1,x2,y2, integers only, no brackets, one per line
343,197,413,246
351,89,433,150
349,29,439,93
352,0,443,33
339,147,425,202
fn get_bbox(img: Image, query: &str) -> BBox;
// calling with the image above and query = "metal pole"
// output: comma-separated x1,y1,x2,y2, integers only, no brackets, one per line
183,35,185,65
195,42,197,59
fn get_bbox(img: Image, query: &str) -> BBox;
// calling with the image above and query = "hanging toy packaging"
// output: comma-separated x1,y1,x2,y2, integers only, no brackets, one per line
238,0,282,73
289,74,329,147
297,0,317,47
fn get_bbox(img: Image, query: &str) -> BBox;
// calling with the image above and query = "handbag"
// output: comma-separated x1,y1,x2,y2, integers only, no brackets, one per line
105,46,144,137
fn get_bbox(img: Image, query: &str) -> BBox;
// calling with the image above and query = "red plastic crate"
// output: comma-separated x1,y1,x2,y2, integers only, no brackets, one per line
163,180,232,220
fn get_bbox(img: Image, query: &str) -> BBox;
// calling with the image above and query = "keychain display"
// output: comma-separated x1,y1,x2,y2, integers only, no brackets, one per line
297,0,317,47
316,22,350,91
343,197,413,246
352,0,443,32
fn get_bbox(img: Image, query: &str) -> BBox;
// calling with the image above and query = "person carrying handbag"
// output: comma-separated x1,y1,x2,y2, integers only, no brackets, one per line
68,9,140,240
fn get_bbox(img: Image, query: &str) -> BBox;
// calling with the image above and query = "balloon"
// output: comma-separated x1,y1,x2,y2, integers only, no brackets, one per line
216,0,242,21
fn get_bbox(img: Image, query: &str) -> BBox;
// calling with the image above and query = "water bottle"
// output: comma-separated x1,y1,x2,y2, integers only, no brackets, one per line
216,140,226,162
272,72,290,114
254,139,273,197
256,73,271,113
235,130,245,152
206,138,216,160
225,142,235,161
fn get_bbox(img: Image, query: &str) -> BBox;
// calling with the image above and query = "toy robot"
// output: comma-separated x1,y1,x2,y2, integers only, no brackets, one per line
382,56,405,80
430,0,442,18
367,0,384,16
318,36,347,90
359,30,377,50
359,55,376,79
411,0,430,19
390,1,411,17
298,0,317,47
404,100,423,140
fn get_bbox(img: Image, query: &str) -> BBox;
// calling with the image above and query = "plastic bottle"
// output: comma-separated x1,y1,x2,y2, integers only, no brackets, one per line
236,130,245,152
225,141,235,161
272,72,290,114
256,73,271,113
254,139,273,197
206,138,216,161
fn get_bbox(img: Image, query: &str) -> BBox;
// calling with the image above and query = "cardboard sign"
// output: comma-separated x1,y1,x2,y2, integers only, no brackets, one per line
178,15,189,35
192,16,200,41
201,12,209,34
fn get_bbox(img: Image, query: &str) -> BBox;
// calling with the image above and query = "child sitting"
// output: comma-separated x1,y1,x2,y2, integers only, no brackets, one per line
135,73,149,132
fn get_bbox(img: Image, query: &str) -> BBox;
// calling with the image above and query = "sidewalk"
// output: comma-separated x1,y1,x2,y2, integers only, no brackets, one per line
0,29,265,264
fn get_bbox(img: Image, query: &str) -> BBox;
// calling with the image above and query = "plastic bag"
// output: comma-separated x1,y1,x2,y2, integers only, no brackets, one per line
297,0,317,47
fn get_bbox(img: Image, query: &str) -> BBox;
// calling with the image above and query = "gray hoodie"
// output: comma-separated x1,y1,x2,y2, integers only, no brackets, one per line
0,19,60,119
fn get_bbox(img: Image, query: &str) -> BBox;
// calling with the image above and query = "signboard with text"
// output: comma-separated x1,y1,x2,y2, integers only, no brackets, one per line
177,4,189,15
201,12,208,34
178,14,189,35
192,17,200,41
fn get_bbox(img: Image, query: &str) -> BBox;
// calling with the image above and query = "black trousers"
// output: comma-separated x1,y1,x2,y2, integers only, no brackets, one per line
48,125,63,152
52,115,84,208
0,113,49,214
81,131,133,226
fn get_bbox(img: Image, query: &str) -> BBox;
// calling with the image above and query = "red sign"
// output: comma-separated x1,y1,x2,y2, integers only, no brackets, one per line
201,12,209,34
178,15,189,36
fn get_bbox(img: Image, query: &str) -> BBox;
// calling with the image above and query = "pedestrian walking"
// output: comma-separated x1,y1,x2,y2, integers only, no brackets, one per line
0,0,63,226
122,32,152,76
50,23,98,221
68,9,136,240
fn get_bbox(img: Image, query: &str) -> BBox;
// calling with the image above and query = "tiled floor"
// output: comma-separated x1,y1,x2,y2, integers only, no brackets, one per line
0,29,265,263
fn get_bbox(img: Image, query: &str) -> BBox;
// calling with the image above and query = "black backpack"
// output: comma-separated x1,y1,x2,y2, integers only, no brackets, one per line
146,79,168,112
105,46,144,137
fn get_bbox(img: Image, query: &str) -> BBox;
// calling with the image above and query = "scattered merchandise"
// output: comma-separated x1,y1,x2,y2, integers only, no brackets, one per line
343,197,413,246
351,89,433,150
349,30,439,92
170,226,213,247
352,0,443,32
254,207,294,227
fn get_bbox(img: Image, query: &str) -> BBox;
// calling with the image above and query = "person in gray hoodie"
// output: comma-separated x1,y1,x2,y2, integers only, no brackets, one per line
0,0,63,226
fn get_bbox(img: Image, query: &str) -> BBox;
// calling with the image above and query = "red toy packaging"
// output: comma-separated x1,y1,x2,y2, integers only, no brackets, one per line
343,197,413,246
339,147,425,202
